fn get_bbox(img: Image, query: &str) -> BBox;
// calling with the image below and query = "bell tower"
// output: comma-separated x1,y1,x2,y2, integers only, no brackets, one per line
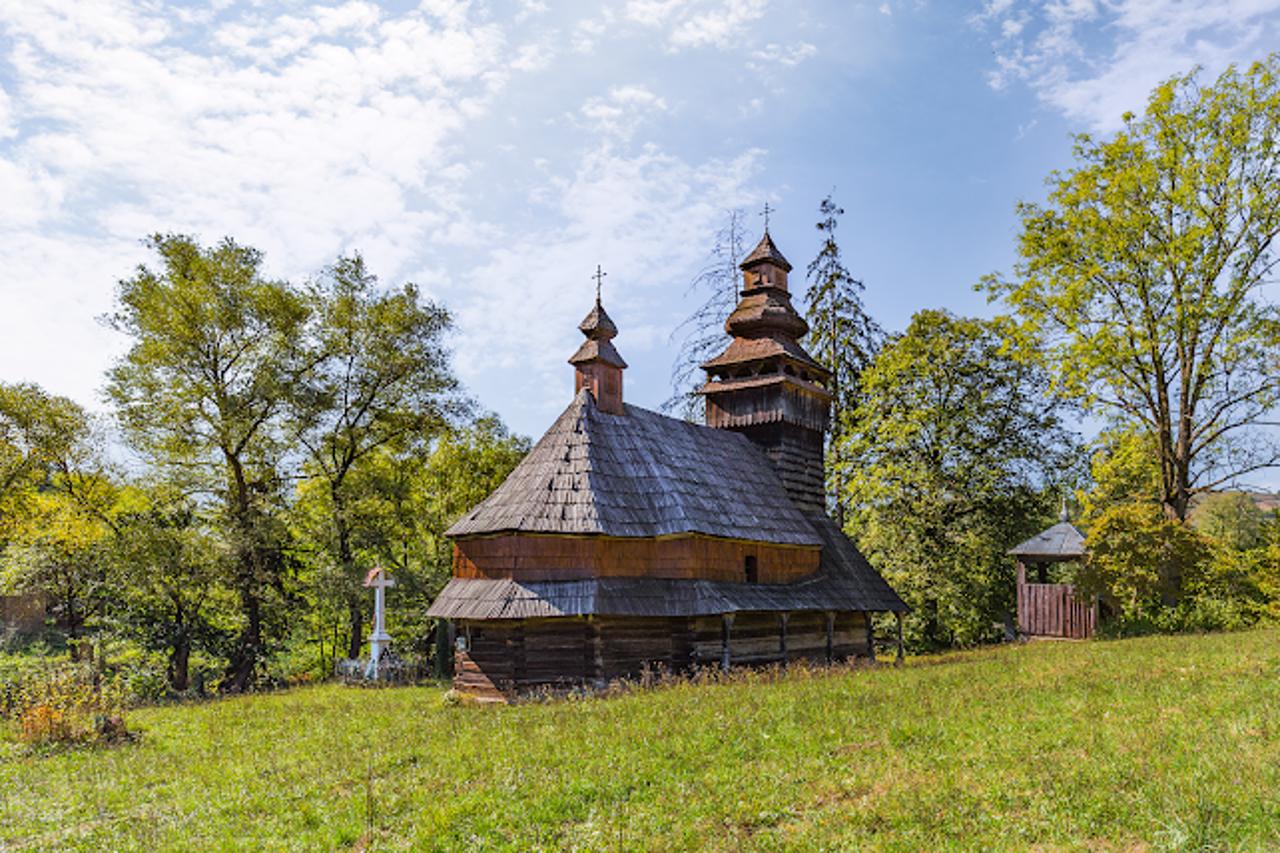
696,229,832,514
569,271,627,416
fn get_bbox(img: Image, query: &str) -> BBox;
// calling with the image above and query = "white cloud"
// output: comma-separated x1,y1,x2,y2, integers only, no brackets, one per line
0,0,782,433
976,0,1280,130
579,85,670,138
620,0,770,51
749,41,818,68
0,0,521,407
454,144,762,419
670,0,769,50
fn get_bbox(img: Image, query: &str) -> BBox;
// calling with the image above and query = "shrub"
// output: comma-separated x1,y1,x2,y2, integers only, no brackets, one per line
2,663,130,746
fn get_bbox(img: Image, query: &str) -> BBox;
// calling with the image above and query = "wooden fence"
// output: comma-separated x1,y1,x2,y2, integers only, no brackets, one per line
1016,582,1096,640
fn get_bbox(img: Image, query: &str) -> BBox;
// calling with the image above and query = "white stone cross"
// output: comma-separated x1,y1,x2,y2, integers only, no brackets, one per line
363,567,396,678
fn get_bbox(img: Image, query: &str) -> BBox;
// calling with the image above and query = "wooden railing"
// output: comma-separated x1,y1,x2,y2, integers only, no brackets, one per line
1017,582,1096,640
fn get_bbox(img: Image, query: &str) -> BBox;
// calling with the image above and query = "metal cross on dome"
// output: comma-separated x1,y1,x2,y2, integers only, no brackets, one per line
593,264,607,303
761,202,774,231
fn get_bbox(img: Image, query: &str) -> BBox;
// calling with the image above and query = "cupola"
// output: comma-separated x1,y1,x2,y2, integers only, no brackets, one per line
569,270,627,415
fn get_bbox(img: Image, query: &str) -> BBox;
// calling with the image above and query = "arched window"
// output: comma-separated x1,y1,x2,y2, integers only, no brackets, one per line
744,555,758,584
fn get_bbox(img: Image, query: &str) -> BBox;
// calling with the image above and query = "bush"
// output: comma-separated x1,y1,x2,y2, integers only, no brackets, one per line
2,663,130,746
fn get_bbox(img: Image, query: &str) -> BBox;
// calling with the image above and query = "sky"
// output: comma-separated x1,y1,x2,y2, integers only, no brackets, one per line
2,0,1280,461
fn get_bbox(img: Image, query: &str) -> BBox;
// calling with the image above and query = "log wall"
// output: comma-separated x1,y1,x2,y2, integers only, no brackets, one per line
452,533,821,583
455,611,872,699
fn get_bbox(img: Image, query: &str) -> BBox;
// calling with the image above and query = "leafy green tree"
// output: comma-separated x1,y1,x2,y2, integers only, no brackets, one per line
0,384,89,541
804,194,882,525
1192,492,1266,551
291,254,458,659
106,490,233,692
291,415,527,669
987,58,1280,520
3,489,114,658
107,234,309,691
665,209,747,419
1081,502,1211,625
1078,427,1163,522
845,310,1076,649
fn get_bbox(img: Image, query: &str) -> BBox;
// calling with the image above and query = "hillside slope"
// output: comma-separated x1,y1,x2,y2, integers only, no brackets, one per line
3,629,1279,851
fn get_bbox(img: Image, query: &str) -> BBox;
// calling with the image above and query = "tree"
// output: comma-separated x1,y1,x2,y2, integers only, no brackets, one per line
107,234,309,691
1078,427,1163,521
665,209,747,419
1191,491,1266,551
0,384,89,541
844,310,1077,648
106,490,232,692
291,254,459,659
3,489,114,658
987,58,1280,520
804,194,882,525
1081,502,1211,624
291,414,527,670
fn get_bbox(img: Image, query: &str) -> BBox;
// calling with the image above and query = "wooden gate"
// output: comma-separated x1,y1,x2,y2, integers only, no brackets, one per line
1017,582,1096,639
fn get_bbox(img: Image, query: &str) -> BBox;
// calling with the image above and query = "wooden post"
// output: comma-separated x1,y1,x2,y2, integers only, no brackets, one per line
894,612,904,664
778,612,789,664
824,611,835,664
721,613,734,672
864,611,876,663
590,616,605,688
1015,559,1026,636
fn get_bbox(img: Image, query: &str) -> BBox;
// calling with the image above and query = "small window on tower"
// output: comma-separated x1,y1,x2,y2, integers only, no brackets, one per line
744,555,759,584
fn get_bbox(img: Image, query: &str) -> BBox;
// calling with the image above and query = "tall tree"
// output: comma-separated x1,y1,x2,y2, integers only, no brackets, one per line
291,254,458,659
107,234,309,691
664,209,747,419
804,194,882,526
845,310,1077,648
987,58,1280,520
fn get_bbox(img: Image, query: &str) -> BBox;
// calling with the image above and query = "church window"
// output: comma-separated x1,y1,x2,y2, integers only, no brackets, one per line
744,555,759,584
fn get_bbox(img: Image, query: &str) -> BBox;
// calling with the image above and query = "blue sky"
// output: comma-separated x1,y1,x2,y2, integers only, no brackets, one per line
3,0,1279,472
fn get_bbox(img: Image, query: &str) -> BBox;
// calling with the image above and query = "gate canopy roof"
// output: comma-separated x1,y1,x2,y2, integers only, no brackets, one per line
1008,521,1086,561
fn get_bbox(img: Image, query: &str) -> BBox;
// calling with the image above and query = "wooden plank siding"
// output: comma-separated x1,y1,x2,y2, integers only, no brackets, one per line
452,533,821,584
1016,581,1097,639
455,611,872,699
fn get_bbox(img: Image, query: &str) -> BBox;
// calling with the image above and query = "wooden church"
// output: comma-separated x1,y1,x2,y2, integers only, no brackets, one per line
427,228,907,698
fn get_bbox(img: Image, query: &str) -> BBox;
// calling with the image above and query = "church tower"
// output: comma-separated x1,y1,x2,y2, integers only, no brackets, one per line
697,229,832,514
569,290,627,416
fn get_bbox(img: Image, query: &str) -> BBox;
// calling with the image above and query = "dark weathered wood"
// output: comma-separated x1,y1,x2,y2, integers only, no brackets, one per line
453,533,821,584
894,611,904,663
1016,581,1096,639
863,610,875,662
452,610,873,698
721,614,733,672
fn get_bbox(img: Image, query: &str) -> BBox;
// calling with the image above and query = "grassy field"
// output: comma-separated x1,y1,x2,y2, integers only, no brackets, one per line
2,629,1279,852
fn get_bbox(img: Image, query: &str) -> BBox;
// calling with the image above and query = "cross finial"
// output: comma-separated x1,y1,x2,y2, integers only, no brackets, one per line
760,202,773,232
592,264,607,304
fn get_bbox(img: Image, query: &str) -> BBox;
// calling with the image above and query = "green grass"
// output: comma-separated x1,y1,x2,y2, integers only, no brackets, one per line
3,629,1279,851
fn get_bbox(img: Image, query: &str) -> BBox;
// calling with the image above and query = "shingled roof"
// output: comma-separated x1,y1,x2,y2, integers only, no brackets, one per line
741,231,792,271
1008,521,1086,560
446,390,822,546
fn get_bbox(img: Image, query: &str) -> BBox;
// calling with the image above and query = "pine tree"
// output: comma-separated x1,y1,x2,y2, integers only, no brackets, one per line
805,194,882,526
